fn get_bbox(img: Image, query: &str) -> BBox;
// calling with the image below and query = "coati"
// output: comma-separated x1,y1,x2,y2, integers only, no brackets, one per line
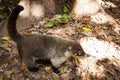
7,5,85,72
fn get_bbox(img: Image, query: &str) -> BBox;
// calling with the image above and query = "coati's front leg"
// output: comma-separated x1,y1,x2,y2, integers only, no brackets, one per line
23,56,39,72
50,57,67,68
50,51,71,72
50,57,69,73
36,59,60,73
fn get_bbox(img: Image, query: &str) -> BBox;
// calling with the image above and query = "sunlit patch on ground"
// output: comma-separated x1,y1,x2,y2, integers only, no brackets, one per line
80,37,120,59
77,37,120,79
72,0,120,34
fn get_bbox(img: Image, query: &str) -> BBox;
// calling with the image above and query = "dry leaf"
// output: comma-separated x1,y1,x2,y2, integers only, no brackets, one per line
0,75,3,80
1,36,9,41
52,73,60,80
44,66,52,73
59,68,65,74
4,69,14,76
72,55,80,66
21,62,26,70
60,73,70,80
82,27,92,31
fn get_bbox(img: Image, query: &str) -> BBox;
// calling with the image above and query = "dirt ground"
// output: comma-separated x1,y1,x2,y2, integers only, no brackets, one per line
0,0,120,80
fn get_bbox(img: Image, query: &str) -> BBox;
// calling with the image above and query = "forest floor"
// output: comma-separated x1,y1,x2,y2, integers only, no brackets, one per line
0,0,120,80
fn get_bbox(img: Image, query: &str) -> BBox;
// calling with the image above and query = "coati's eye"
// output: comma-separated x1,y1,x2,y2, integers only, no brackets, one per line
77,51,85,56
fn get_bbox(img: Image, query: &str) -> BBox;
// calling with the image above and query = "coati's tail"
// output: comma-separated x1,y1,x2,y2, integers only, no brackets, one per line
7,5,24,41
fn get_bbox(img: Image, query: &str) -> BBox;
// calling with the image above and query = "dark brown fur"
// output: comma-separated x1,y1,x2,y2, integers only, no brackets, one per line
7,5,85,72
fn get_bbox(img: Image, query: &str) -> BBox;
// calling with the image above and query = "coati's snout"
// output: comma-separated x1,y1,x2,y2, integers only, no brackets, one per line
71,42,85,56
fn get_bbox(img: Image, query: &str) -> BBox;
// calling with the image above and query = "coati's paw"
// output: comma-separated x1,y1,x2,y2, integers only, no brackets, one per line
28,67,39,72
52,66,60,73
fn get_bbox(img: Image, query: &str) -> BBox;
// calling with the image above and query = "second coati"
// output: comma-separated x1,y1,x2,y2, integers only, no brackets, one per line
7,5,85,72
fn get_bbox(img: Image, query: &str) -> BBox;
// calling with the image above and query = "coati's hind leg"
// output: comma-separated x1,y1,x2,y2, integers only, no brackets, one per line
50,54,71,73
23,56,39,72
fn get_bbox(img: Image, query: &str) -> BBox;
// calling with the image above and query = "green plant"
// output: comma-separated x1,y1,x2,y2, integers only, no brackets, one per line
45,6,73,28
